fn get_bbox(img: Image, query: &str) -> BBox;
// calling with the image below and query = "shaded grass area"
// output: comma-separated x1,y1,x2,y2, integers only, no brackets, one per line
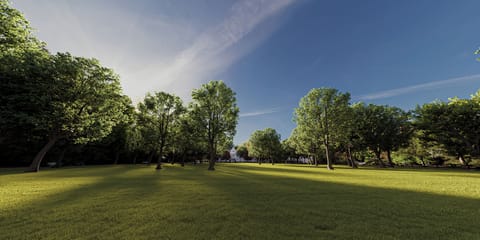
1,164,479,239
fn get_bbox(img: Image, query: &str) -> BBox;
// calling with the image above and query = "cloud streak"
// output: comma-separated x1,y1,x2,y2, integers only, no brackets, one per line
240,107,283,117
356,74,480,100
130,0,295,101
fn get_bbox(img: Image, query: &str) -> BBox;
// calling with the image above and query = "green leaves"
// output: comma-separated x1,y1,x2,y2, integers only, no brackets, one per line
415,94,480,165
353,103,411,164
248,128,282,162
0,0,45,57
137,91,184,154
48,53,127,143
190,81,239,169
293,88,351,167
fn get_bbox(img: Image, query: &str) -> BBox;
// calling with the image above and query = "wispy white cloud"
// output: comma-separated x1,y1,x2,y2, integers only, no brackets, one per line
12,0,296,103
133,0,296,101
356,74,480,100
240,107,283,117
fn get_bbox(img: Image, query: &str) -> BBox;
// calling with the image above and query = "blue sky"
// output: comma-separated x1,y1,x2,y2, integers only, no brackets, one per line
12,0,480,144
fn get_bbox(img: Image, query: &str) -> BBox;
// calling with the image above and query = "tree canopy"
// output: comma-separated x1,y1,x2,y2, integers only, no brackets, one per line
294,88,351,170
190,81,239,170
137,92,184,170
26,53,129,171
248,128,282,165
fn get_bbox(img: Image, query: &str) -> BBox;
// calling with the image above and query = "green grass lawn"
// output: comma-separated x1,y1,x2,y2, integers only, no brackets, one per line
1,164,479,240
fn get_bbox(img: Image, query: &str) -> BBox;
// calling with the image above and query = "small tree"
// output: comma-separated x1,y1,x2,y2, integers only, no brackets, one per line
137,92,184,170
281,139,299,163
190,81,239,171
248,128,282,165
235,143,250,160
170,111,201,166
125,122,143,164
294,88,351,170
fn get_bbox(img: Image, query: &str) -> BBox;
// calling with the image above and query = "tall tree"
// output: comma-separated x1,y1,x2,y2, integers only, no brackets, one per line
0,0,48,146
190,81,239,171
137,92,184,170
26,53,129,172
248,128,282,165
294,88,350,170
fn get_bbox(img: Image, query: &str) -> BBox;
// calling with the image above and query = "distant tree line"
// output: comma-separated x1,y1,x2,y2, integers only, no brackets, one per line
241,87,480,170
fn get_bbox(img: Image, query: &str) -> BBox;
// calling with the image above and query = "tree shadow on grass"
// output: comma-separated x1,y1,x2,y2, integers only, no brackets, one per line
1,164,479,240
197,165,480,240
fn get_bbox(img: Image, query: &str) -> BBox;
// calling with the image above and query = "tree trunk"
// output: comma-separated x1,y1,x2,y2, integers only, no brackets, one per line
375,150,385,167
181,153,186,167
346,152,352,167
314,155,318,167
208,143,215,171
258,158,262,165
386,150,395,167
27,136,59,172
347,146,357,168
323,104,333,170
325,143,334,170
133,153,137,165
156,149,163,170
419,156,425,167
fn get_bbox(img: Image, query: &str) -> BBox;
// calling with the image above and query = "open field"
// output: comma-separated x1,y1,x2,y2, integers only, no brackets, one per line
1,164,479,240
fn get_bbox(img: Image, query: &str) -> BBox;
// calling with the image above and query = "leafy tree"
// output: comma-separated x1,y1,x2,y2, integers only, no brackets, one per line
397,131,430,166
0,0,44,56
190,81,239,171
99,100,136,164
415,92,480,166
294,88,350,170
334,104,359,168
125,121,143,164
0,49,51,146
282,138,300,163
235,143,250,160
25,53,129,172
137,92,184,170
169,111,202,166
248,128,282,165
354,104,412,167
0,0,49,146
287,127,319,165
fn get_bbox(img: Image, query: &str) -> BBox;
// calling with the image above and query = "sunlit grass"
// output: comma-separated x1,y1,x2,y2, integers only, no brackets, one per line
1,164,479,239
